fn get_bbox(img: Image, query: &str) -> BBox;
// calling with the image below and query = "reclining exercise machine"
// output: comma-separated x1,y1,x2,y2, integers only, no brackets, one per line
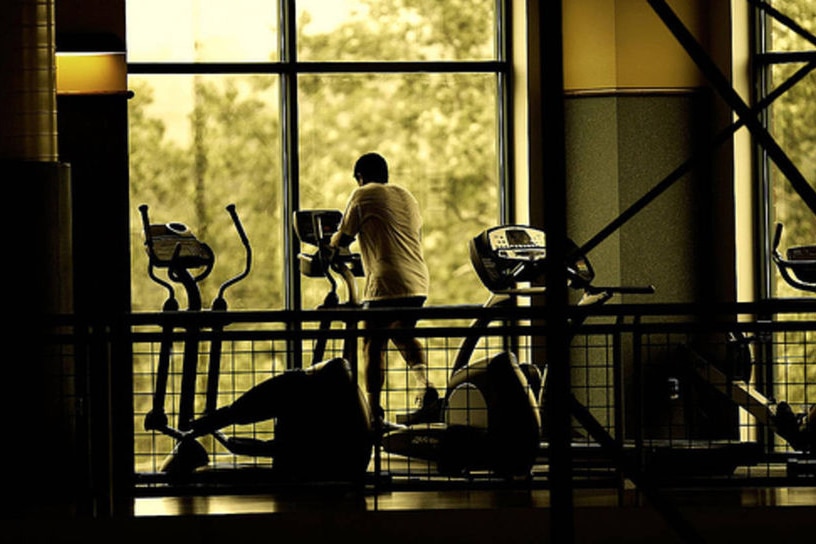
679,223,815,476
140,205,372,483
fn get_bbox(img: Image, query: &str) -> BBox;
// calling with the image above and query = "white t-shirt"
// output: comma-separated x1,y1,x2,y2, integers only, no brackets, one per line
332,182,429,302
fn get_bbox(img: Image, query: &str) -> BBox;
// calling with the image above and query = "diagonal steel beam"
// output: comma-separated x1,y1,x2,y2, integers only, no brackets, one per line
579,59,816,255
748,0,816,48
648,0,816,217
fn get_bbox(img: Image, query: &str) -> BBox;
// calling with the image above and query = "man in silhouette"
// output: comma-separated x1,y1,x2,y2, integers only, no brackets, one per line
331,152,438,430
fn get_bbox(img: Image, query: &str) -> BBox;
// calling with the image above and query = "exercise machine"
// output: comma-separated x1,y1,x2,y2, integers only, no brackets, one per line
294,208,365,366
677,223,815,475
382,225,654,478
140,205,373,483
772,222,816,295
140,203,250,447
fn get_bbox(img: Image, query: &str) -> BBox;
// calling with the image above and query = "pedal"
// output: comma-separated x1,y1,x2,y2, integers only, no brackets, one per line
226,436,276,457
160,438,209,474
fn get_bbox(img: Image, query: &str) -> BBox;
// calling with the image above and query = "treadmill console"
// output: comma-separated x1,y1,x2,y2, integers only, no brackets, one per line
469,226,549,292
486,227,548,261
293,209,343,247
469,225,594,293
294,209,364,278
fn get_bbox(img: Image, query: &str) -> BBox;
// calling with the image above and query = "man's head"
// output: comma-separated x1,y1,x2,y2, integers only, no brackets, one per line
353,153,389,185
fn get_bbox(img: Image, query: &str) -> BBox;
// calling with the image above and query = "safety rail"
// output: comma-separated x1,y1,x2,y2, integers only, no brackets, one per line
43,299,814,500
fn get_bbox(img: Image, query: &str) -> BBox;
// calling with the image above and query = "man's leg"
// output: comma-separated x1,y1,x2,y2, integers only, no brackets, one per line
363,329,388,419
390,321,439,423
390,325,432,390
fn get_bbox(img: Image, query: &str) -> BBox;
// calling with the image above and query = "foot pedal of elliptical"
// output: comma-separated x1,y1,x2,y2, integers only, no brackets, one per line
160,438,210,474
224,436,277,457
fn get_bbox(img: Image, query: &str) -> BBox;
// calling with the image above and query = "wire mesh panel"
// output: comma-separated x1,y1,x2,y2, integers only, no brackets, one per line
628,313,815,485
119,302,816,494
377,319,546,484
132,329,288,477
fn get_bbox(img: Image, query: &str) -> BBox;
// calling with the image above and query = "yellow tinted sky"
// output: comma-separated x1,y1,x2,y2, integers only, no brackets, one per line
126,0,364,144
127,0,362,61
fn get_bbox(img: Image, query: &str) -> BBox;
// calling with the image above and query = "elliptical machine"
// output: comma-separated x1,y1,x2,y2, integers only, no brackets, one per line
140,205,373,483
768,223,814,451
294,209,365,365
381,225,654,478
768,223,814,453
139,203,251,451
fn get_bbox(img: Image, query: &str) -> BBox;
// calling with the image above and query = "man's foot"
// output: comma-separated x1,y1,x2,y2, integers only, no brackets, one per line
373,406,406,434
396,386,441,425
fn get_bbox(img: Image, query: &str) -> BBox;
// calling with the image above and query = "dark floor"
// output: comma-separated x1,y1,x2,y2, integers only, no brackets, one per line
132,485,816,516
3,485,816,544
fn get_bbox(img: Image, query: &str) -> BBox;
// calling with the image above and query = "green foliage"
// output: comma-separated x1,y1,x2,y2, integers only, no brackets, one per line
765,0,815,411
129,0,501,313
767,0,816,258
129,76,284,312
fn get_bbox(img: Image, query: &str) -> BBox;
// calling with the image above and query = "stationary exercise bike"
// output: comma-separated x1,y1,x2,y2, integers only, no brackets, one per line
140,205,373,483
381,225,654,478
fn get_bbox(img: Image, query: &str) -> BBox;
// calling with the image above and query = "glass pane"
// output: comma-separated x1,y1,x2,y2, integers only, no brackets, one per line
766,2,816,438
768,63,816,299
127,0,279,62
129,74,283,312
766,0,816,53
297,0,497,61
298,73,500,309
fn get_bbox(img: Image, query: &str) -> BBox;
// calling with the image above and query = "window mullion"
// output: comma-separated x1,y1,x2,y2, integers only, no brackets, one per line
281,0,303,371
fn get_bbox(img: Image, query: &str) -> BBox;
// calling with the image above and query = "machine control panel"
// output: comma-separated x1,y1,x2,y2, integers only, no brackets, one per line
483,226,548,261
470,225,597,293
470,225,552,292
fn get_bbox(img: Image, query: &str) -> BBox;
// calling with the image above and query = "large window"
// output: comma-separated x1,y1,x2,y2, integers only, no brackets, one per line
127,0,509,313
755,0,815,447
755,0,816,299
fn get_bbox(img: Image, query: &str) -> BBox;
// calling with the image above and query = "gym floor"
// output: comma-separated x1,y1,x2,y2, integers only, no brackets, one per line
5,485,814,543
126,486,816,543
134,486,816,516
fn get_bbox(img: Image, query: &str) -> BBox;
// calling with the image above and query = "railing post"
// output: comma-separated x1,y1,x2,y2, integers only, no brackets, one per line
539,0,573,541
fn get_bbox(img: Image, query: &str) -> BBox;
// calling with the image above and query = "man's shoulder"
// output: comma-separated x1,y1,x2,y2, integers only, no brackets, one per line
356,182,404,196
380,183,414,197
355,183,416,205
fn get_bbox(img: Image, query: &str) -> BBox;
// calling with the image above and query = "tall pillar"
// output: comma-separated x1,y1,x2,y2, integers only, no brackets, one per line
1,0,58,161
1,0,77,518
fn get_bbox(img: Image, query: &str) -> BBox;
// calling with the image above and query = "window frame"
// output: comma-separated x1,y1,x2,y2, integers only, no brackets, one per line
752,0,816,299
127,0,515,311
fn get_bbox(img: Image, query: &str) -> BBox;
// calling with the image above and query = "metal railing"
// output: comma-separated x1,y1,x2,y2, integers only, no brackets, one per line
45,299,814,503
